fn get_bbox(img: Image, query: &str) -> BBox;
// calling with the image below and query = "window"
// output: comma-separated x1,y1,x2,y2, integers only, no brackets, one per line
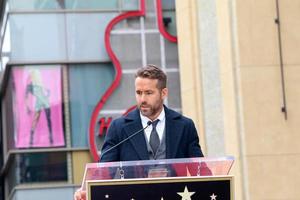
7,152,68,193
69,63,114,147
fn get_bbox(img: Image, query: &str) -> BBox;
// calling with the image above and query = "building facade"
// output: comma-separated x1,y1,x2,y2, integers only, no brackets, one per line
0,0,180,199
177,0,300,199
1,0,300,200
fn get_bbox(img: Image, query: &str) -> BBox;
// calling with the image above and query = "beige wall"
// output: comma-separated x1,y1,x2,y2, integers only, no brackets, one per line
176,0,243,199
176,0,206,153
72,151,93,185
177,0,300,199
237,0,300,199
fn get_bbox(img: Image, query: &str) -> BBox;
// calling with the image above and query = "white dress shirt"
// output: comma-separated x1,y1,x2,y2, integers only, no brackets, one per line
140,108,166,143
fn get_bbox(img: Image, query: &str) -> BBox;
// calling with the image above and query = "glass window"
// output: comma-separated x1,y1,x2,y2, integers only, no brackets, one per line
6,155,18,194
8,12,120,62
110,34,143,69
9,0,139,11
69,63,114,147
122,0,139,10
65,0,118,10
7,152,68,193
12,187,74,200
19,152,67,183
98,73,136,110
161,0,177,36
1,21,11,71
165,39,179,68
166,72,182,109
145,33,161,66
66,13,117,61
2,74,16,152
9,13,67,62
162,11,177,36
162,0,176,10
11,66,65,149
9,0,67,10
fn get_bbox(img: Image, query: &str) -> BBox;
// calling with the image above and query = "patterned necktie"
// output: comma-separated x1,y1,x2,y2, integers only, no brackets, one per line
149,119,160,155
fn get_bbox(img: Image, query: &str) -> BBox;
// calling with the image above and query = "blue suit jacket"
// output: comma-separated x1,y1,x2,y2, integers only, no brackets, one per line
100,106,203,162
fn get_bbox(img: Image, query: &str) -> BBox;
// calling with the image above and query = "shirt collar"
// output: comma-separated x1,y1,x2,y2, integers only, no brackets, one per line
140,107,165,124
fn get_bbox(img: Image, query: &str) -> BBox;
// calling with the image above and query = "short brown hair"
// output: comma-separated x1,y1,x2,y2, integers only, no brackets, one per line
135,64,167,89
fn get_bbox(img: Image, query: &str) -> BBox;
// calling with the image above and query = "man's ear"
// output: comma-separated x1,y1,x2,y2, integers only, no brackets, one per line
161,88,168,99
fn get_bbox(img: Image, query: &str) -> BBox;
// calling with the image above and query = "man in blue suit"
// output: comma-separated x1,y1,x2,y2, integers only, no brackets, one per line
101,64,203,162
74,64,203,200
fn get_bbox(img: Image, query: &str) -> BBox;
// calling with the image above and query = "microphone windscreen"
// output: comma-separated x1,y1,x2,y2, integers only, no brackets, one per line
147,121,152,126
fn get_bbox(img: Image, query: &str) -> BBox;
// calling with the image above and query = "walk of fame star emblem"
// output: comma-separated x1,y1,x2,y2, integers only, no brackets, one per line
177,186,195,200
210,193,217,200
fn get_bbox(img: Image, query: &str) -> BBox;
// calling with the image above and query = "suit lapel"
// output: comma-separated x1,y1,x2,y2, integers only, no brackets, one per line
165,107,184,158
124,110,149,160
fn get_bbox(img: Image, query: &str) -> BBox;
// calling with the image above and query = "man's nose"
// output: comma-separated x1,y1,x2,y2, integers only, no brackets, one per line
140,93,147,101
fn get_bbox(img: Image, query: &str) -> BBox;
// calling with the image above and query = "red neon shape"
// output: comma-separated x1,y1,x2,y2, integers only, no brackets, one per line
98,117,112,137
89,0,146,162
122,105,137,116
156,0,177,43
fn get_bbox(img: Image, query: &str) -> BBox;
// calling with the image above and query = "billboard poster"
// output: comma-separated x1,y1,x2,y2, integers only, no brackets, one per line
12,66,65,148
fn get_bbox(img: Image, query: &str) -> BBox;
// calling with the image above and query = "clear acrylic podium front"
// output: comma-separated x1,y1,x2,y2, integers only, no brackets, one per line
81,156,234,190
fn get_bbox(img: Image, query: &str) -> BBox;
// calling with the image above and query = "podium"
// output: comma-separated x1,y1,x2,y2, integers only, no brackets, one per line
82,156,234,200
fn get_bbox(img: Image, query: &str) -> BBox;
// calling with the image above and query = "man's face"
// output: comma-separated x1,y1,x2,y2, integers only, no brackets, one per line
135,77,168,120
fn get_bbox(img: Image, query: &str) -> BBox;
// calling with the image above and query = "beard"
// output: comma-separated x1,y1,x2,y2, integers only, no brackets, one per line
138,101,163,119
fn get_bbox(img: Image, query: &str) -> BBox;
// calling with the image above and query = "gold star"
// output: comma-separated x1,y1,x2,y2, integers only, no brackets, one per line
177,186,195,200
210,193,217,200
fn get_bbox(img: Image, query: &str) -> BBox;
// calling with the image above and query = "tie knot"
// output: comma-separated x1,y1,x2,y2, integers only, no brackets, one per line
152,119,159,128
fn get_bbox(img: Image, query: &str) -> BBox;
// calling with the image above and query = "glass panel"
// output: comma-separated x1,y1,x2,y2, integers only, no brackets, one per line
66,13,117,61
3,74,16,151
1,21,11,70
11,187,74,200
9,0,66,10
7,152,68,190
9,0,139,11
69,63,114,147
19,152,68,183
162,11,177,36
65,0,118,10
9,13,67,62
110,34,143,69
11,66,65,149
144,0,157,30
165,39,179,68
114,17,141,30
122,0,139,10
146,0,155,12
162,0,176,10
6,155,18,194
145,33,161,66
7,152,68,193
101,73,136,110
166,72,181,108
144,15,157,30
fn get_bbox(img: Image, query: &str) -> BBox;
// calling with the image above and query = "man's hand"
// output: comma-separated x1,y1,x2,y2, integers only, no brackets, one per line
74,188,86,200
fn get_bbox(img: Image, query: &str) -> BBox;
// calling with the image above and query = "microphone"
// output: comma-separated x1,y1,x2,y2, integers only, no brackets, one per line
100,121,153,161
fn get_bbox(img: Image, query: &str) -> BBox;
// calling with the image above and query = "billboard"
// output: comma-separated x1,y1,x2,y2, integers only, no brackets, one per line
12,66,65,148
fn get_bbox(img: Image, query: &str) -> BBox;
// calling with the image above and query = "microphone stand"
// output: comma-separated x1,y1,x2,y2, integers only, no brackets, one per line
100,121,153,161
